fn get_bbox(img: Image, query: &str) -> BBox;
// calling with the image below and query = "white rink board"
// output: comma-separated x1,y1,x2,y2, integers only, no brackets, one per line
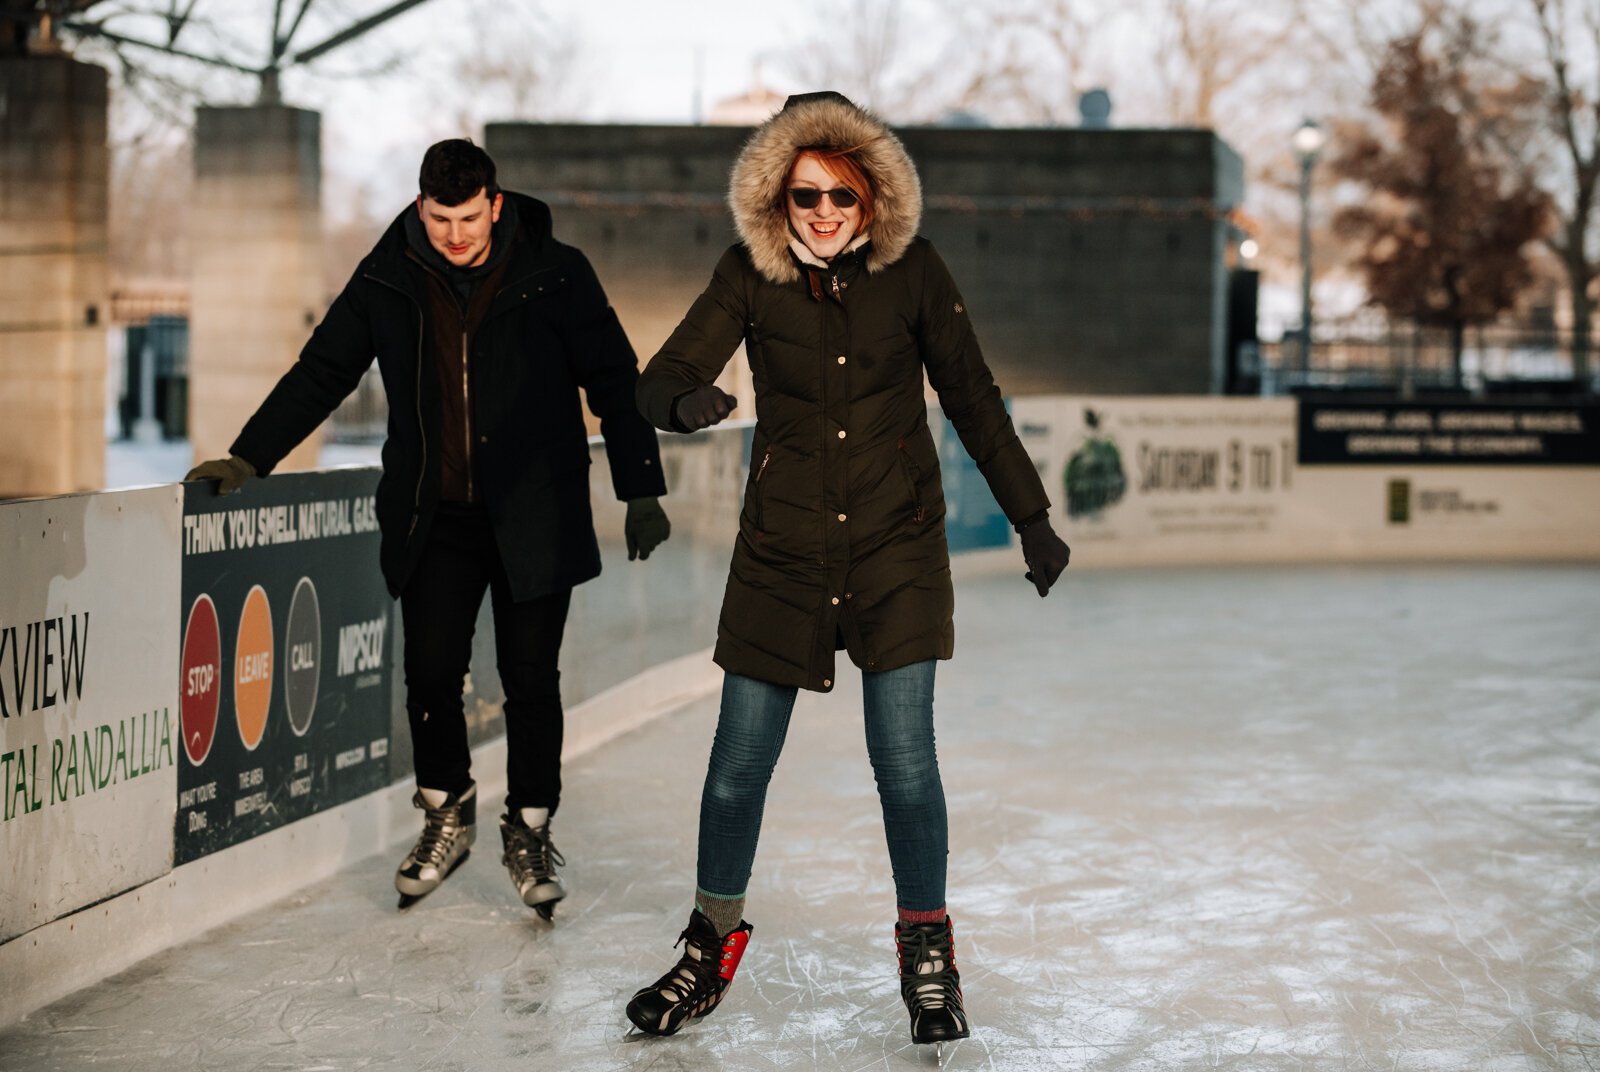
0,486,182,942
1012,396,1600,564
1291,465,1600,559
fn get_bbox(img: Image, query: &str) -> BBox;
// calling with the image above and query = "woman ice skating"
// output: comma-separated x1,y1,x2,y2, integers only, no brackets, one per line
625,90,1070,1045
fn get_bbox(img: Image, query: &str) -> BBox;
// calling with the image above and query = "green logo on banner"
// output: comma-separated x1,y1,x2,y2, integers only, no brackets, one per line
1387,479,1411,525
1065,408,1128,518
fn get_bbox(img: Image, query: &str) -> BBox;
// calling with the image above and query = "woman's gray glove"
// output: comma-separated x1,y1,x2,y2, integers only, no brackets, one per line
672,385,737,431
1019,515,1070,597
184,454,256,495
625,497,671,560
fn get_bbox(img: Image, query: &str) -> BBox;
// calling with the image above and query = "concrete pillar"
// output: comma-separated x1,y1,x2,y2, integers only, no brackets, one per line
189,106,323,471
0,55,108,497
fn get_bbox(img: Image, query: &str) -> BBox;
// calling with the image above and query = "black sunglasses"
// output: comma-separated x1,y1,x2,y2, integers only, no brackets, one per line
787,186,860,210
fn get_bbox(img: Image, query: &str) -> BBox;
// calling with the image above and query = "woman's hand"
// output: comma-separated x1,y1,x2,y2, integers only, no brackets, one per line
1019,516,1070,597
672,385,738,431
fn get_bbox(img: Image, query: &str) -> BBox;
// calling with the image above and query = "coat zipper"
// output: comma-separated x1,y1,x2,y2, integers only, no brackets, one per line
461,332,474,502
753,450,770,529
817,286,832,674
363,272,427,538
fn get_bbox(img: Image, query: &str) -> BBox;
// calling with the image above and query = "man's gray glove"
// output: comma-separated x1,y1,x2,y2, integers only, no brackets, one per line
1019,514,1070,597
625,497,671,560
184,454,256,495
672,385,737,431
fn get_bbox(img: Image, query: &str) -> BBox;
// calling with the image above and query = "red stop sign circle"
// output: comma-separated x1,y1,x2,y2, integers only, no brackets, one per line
181,594,222,766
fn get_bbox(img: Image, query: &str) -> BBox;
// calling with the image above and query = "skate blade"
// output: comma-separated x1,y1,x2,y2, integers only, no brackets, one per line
395,849,471,909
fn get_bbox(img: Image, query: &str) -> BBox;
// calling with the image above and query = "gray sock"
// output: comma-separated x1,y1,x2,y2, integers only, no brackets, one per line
695,890,746,938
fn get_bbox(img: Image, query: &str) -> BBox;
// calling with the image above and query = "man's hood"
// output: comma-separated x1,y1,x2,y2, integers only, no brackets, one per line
729,93,923,285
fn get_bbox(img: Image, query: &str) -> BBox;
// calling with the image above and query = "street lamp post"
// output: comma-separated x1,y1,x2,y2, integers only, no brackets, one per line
1293,119,1326,381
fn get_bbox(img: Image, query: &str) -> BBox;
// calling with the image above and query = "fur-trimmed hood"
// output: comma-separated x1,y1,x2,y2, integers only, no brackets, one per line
729,93,923,285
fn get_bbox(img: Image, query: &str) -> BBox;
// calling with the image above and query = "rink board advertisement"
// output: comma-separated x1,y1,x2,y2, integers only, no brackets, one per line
1010,396,1600,563
1295,398,1600,557
0,487,181,944
177,469,394,864
1011,396,1301,564
1290,465,1600,557
1297,399,1600,466
935,407,1013,553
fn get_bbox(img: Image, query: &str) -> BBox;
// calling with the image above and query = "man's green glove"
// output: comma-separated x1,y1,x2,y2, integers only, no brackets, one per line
625,497,671,561
184,454,257,495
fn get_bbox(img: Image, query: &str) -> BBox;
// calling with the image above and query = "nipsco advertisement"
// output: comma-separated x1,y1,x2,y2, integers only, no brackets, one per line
177,469,393,863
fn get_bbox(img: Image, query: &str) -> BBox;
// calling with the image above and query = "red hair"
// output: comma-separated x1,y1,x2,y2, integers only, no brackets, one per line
788,147,876,230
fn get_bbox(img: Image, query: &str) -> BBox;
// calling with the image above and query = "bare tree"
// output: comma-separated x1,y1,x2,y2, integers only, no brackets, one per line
1149,0,1300,128
1523,0,1599,381
442,0,588,130
924,0,1120,126
775,0,939,119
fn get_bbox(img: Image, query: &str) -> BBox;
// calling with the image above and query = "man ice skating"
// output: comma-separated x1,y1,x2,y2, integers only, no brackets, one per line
186,139,670,918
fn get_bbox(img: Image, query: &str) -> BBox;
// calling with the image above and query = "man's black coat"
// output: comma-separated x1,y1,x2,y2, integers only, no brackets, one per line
231,192,666,601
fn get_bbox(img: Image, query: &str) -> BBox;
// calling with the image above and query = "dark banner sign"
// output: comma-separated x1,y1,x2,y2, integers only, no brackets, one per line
177,469,395,863
1298,400,1600,466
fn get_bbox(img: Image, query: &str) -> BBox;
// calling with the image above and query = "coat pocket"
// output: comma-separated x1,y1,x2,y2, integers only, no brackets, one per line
895,438,926,524
749,449,772,530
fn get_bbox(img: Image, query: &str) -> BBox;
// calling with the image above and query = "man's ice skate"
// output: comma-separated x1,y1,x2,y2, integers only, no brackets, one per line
394,783,476,908
625,909,752,1036
500,812,566,920
896,916,970,1047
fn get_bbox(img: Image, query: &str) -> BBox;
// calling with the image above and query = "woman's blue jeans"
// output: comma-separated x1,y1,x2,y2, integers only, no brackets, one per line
696,660,948,912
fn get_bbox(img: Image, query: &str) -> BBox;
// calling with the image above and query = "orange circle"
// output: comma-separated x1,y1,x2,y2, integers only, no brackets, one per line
234,584,274,750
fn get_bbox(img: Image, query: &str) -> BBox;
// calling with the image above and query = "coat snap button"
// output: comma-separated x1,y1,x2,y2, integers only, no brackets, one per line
837,513,846,522
836,355,846,364
837,430,846,439
830,596,840,605
823,679,832,688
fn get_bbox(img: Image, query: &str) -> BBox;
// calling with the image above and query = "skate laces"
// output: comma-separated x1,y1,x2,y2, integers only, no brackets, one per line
654,928,722,1005
504,821,565,881
899,927,959,1010
410,795,463,868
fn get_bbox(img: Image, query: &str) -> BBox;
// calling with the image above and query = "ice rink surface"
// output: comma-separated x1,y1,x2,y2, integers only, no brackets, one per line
4,563,1598,1071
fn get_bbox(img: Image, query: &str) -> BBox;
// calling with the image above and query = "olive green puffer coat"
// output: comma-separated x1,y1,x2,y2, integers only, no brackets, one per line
637,95,1049,692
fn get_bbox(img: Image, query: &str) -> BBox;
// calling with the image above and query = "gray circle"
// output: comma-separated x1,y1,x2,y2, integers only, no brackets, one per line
284,577,321,736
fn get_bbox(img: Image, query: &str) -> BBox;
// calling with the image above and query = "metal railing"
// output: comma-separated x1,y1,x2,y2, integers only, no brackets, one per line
1256,328,1592,396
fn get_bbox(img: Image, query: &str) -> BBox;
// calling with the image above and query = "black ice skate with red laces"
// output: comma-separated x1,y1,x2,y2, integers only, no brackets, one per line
895,916,971,1044
625,909,753,1036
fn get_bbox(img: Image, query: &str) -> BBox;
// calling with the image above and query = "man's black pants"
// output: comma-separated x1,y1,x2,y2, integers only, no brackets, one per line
400,503,572,814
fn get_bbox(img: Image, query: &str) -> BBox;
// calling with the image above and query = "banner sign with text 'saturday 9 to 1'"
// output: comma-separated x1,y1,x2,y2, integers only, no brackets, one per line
0,486,182,944
178,468,394,864
1011,396,1300,565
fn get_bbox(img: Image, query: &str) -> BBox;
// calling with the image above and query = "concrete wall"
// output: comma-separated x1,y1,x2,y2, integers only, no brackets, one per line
488,122,1243,400
188,106,324,471
0,56,108,497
